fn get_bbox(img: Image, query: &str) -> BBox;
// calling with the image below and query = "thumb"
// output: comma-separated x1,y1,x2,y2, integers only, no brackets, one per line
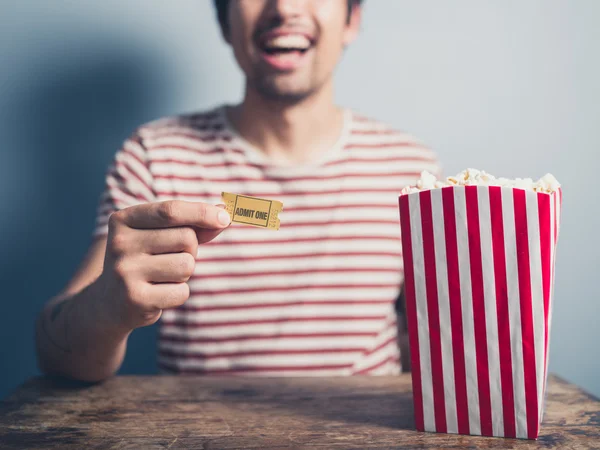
195,203,230,244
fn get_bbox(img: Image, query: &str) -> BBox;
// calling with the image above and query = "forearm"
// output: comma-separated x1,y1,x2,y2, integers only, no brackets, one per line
35,278,131,382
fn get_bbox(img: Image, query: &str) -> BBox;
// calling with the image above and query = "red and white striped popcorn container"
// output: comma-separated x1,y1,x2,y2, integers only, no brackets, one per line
398,185,561,439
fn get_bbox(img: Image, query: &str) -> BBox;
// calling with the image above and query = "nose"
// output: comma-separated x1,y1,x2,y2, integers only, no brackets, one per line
264,0,304,22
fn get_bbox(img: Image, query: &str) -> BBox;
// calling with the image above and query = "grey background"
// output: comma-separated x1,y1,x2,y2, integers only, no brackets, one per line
1,0,598,398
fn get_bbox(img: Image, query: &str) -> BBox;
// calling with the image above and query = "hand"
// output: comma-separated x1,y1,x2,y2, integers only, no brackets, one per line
99,200,231,330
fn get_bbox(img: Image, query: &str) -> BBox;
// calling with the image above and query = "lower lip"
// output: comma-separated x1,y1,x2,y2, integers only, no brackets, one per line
259,49,311,72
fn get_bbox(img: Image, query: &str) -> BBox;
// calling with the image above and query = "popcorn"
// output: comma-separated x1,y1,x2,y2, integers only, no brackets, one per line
402,169,560,195
416,171,438,190
398,169,563,440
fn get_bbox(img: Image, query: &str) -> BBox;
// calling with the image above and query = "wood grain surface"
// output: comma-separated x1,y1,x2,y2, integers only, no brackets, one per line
0,374,598,449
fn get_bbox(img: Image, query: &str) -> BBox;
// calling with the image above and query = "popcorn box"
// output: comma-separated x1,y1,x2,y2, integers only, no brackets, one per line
399,185,561,439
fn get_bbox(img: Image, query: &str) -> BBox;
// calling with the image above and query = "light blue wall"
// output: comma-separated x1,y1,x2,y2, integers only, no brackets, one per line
1,1,598,398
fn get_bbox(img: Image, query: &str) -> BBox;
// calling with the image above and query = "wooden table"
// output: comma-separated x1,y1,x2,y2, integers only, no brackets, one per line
0,374,598,449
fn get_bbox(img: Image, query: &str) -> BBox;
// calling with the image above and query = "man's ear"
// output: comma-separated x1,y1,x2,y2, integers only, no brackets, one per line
343,2,362,46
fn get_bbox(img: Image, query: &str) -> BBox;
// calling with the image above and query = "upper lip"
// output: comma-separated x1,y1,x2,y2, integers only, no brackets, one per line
256,29,316,48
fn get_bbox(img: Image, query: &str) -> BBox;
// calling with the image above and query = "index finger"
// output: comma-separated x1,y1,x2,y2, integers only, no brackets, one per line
121,200,231,230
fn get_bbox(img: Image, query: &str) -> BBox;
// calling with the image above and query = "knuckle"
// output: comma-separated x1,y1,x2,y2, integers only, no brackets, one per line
108,210,124,229
197,203,208,223
125,281,147,307
180,253,196,279
180,227,198,253
158,201,179,223
180,283,190,302
110,232,129,255
113,258,133,281
170,283,190,305
159,283,189,309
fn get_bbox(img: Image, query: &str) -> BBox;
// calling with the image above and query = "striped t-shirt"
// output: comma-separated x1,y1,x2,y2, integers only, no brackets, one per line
94,106,440,376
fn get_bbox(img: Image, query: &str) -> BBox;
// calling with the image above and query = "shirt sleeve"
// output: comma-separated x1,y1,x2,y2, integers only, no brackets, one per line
93,132,155,238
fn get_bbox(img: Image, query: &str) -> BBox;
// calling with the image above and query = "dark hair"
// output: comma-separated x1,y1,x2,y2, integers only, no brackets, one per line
213,0,364,34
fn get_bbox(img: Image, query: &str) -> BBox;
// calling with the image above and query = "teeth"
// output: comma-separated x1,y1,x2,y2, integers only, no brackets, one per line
273,53,295,61
264,34,311,50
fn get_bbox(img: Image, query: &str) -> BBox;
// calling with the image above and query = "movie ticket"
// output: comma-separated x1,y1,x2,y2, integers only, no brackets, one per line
221,192,283,230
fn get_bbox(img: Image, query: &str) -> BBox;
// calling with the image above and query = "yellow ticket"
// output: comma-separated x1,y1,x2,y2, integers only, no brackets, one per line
221,192,283,230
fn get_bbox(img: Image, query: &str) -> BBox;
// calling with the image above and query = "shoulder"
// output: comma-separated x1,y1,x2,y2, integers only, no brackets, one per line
349,112,428,148
133,106,225,142
118,106,231,166
347,111,441,172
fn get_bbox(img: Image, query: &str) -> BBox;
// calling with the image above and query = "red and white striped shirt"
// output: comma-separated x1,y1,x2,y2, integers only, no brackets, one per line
94,106,441,376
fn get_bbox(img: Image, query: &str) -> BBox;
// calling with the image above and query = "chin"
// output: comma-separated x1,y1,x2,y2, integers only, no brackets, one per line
260,89,312,103
254,78,317,103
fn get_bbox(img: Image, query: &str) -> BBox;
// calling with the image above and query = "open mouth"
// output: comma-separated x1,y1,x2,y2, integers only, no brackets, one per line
257,33,314,70
260,34,313,56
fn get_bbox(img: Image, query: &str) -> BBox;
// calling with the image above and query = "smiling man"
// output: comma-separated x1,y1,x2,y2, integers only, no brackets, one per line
36,0,440,381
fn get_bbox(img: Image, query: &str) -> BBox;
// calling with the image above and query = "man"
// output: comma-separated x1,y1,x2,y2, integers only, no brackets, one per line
36,0,439,381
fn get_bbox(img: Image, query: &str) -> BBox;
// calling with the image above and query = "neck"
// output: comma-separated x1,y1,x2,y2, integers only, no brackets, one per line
227,80,345,164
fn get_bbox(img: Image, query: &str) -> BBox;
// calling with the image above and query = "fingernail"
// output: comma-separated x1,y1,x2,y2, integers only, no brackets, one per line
218,210,231,226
